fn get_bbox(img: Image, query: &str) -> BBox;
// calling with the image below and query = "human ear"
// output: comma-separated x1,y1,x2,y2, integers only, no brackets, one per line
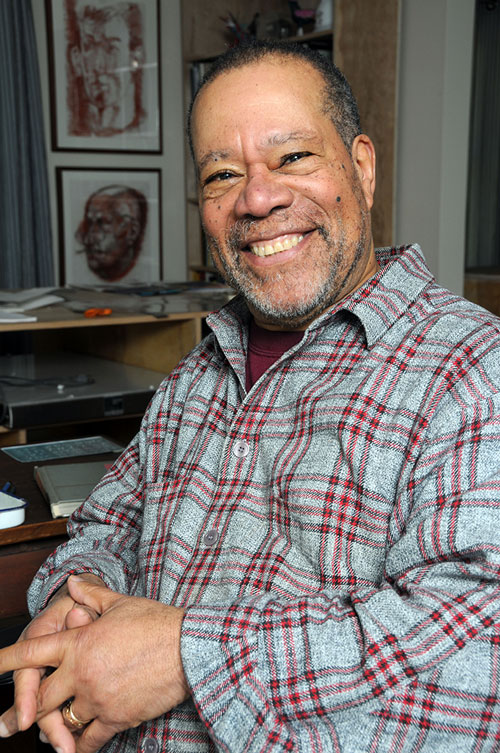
351,134,376,210
126,218,141,244
70,46,83,76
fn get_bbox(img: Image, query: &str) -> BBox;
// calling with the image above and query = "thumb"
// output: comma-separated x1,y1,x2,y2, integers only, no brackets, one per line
67,575,122,615
65,603,99,629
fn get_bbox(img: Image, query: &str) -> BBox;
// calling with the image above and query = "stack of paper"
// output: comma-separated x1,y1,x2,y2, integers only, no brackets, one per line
0,287,64,323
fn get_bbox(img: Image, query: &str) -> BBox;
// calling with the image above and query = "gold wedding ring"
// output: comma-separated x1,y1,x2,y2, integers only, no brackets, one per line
61,699,91,731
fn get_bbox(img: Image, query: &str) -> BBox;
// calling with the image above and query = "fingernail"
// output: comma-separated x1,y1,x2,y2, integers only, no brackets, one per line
39,730,49,743
0,719,10,737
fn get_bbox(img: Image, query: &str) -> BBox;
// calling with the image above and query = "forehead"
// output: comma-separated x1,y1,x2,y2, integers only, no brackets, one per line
80,12,129,41
87,193,117,214
192,59,332,154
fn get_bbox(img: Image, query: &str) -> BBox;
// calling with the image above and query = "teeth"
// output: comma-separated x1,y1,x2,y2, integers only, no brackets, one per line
249,234,303,257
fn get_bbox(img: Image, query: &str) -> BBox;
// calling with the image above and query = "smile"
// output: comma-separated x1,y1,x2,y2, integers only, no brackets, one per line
248,233,304,258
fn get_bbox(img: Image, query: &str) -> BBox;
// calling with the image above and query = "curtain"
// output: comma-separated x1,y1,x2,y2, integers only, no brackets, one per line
465,0,500,271
0,0,54,288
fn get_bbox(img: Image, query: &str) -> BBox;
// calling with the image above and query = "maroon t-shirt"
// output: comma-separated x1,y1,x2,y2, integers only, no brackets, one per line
245,319,303,391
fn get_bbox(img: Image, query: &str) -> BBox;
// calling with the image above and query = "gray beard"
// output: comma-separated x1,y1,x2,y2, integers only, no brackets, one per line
206,212,369,329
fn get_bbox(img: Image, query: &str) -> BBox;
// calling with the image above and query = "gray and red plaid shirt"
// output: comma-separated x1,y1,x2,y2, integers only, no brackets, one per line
30,245,500,752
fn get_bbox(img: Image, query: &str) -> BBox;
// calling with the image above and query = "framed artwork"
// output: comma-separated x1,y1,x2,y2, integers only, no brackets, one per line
56,168,162,285
45,0,161,152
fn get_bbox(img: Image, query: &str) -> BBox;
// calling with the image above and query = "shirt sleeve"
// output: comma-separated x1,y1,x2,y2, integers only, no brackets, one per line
27,423,146,615
181,394,500,751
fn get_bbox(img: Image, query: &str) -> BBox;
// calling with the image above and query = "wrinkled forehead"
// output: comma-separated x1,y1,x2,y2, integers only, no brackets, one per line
191,58,332,160
86,192,121,215
196,57,324,115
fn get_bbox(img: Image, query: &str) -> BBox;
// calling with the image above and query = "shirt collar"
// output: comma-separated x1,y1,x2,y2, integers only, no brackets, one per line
207,244,434,352
338,243,434,348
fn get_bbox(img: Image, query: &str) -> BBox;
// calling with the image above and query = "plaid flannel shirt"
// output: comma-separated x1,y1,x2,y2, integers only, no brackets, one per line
29,245,500,752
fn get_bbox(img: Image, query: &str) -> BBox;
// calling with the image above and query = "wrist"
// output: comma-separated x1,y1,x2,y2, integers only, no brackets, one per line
47,572,105,606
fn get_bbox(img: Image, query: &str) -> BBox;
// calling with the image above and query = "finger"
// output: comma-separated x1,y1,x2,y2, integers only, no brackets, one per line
76,717,121,753
67,576,122,615
38,708,77,753
36,669,76,723
13,666,45,730
65,604,99,630
0,632,63,675
0,705,17,738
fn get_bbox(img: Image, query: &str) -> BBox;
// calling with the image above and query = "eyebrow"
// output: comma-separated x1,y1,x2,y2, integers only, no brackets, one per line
197,150,231,173
197,130,322,173
264,130,320,147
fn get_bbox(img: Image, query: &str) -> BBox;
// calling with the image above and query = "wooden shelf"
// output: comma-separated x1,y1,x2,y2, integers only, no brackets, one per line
185,27,335,63
0,289,231,442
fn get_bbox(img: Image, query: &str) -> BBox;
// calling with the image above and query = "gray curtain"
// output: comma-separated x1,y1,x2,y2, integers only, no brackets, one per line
0,0,54,288
465,1,500,271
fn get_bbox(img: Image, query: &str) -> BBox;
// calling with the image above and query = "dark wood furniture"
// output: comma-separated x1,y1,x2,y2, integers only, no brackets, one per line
0,450,121,622
0,450,118,752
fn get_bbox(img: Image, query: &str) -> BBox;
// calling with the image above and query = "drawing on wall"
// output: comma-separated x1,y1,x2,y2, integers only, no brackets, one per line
46,0,161,152
57,168,161,285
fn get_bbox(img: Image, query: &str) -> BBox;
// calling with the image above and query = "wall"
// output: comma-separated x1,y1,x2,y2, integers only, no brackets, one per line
31,0,187,284
395,0,475,294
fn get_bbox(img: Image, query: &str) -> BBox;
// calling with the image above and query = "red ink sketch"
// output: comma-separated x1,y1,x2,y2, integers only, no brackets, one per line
64,0,145,137
75,184,148,281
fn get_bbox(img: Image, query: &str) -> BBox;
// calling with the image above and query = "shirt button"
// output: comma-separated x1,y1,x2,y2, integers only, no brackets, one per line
143,740,159,753
203,528,219,547
233,440,250,458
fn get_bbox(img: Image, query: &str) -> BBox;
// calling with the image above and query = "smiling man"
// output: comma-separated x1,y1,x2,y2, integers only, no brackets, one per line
2,41,500,753
192,52,377,329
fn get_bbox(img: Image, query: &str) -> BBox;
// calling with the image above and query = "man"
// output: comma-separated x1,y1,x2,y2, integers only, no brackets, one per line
75,184,147,282
68,0,145,136
2,41,500,753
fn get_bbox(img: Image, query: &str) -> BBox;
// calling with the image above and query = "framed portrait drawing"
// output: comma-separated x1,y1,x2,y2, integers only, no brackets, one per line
45,0,161,152
57,168,162,285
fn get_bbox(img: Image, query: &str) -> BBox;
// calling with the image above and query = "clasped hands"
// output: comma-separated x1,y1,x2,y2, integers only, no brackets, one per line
0,575,189,753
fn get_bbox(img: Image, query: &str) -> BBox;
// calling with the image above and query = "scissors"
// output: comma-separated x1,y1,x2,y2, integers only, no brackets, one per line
83,308,112,318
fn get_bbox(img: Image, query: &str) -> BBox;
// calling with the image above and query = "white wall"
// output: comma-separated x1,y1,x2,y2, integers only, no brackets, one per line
395,0,475,294
31,0,187,284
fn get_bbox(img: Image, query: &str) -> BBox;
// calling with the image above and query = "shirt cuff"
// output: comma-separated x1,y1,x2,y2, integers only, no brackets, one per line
181,600,294,751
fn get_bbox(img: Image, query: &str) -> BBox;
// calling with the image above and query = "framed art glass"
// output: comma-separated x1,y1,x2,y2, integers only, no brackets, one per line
46,0,161,152
57,167,162,285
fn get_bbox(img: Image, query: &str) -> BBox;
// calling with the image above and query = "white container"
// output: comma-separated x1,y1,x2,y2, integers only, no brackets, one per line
315,0,333,31
0,491,27,529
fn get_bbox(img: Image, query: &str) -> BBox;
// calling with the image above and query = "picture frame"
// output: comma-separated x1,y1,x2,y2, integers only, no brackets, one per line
45,0,162,153
56,167,162,285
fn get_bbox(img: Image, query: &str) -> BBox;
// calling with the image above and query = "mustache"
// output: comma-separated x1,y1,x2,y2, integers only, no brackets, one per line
226,208,326,250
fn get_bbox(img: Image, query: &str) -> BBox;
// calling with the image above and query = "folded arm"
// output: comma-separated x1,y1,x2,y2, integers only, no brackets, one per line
181,401,500,751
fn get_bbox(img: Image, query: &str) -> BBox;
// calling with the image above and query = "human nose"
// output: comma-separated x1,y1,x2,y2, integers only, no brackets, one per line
88,223,102,243
89,45,107,73
234,170,294,218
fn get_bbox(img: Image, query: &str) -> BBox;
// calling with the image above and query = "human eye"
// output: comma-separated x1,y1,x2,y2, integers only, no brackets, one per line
279,151,313,167
104,38,120,55
203,169,237,186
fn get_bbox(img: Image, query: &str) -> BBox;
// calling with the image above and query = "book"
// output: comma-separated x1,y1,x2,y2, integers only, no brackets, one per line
34,459,113,518
0,310,37,323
